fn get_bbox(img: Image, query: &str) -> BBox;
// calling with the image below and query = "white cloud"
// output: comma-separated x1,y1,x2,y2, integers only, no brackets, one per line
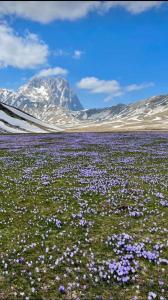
77,76,154,101
73,50,84,59
101,1,164,14
36,67,68,77
0,1,165,23
126,82,154,92
53,49,69,57
121,1,164,14
77,77,122,95
0,1,100,23
53,48,84,59
0,23,48,69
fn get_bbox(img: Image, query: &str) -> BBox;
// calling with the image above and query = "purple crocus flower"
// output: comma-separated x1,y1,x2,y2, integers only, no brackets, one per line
58,285,65,294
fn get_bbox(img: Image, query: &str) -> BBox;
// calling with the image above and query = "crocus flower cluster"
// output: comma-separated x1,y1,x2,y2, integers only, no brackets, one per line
0,132,167,299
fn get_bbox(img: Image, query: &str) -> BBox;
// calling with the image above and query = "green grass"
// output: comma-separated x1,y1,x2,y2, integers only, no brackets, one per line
0,133,168,300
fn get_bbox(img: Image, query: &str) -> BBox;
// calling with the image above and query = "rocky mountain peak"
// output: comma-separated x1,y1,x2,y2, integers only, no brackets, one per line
21,76,67,90
17,76,83,111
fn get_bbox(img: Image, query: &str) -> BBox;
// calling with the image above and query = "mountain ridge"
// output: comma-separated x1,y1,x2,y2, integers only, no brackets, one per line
0,76,168,131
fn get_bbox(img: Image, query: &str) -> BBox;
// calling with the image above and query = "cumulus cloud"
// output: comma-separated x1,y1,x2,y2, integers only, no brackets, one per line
77,77,122,95
0,23,48,69
36,67,68,77
0,1,165,23
77,76,154,101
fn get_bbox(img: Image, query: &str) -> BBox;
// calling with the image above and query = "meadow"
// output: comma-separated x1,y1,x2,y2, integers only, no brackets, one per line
0,132,167,300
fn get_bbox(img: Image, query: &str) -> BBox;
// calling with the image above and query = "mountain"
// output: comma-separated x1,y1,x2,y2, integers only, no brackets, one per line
0,77,83,127
71,94,168,131
0,76,168,131
75,104,127,121
17,77,83,111
0,102,62,133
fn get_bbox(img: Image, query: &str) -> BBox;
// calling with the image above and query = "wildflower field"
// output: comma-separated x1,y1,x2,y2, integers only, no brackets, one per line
0,132,168,300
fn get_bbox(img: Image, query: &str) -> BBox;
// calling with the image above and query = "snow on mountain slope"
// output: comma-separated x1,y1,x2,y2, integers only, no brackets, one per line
1,77,82,110
0,89,16,107
75,104,126,121
0,76,83,126
116,95,168,120
17,77,83,110
0,102,62,133
0,76,168,131
66,94,168,131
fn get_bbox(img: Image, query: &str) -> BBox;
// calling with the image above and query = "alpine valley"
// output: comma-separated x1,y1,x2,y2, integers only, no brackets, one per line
0,76,168,133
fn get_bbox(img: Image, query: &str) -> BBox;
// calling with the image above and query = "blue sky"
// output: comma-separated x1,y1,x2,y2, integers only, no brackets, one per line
0,1,168,108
